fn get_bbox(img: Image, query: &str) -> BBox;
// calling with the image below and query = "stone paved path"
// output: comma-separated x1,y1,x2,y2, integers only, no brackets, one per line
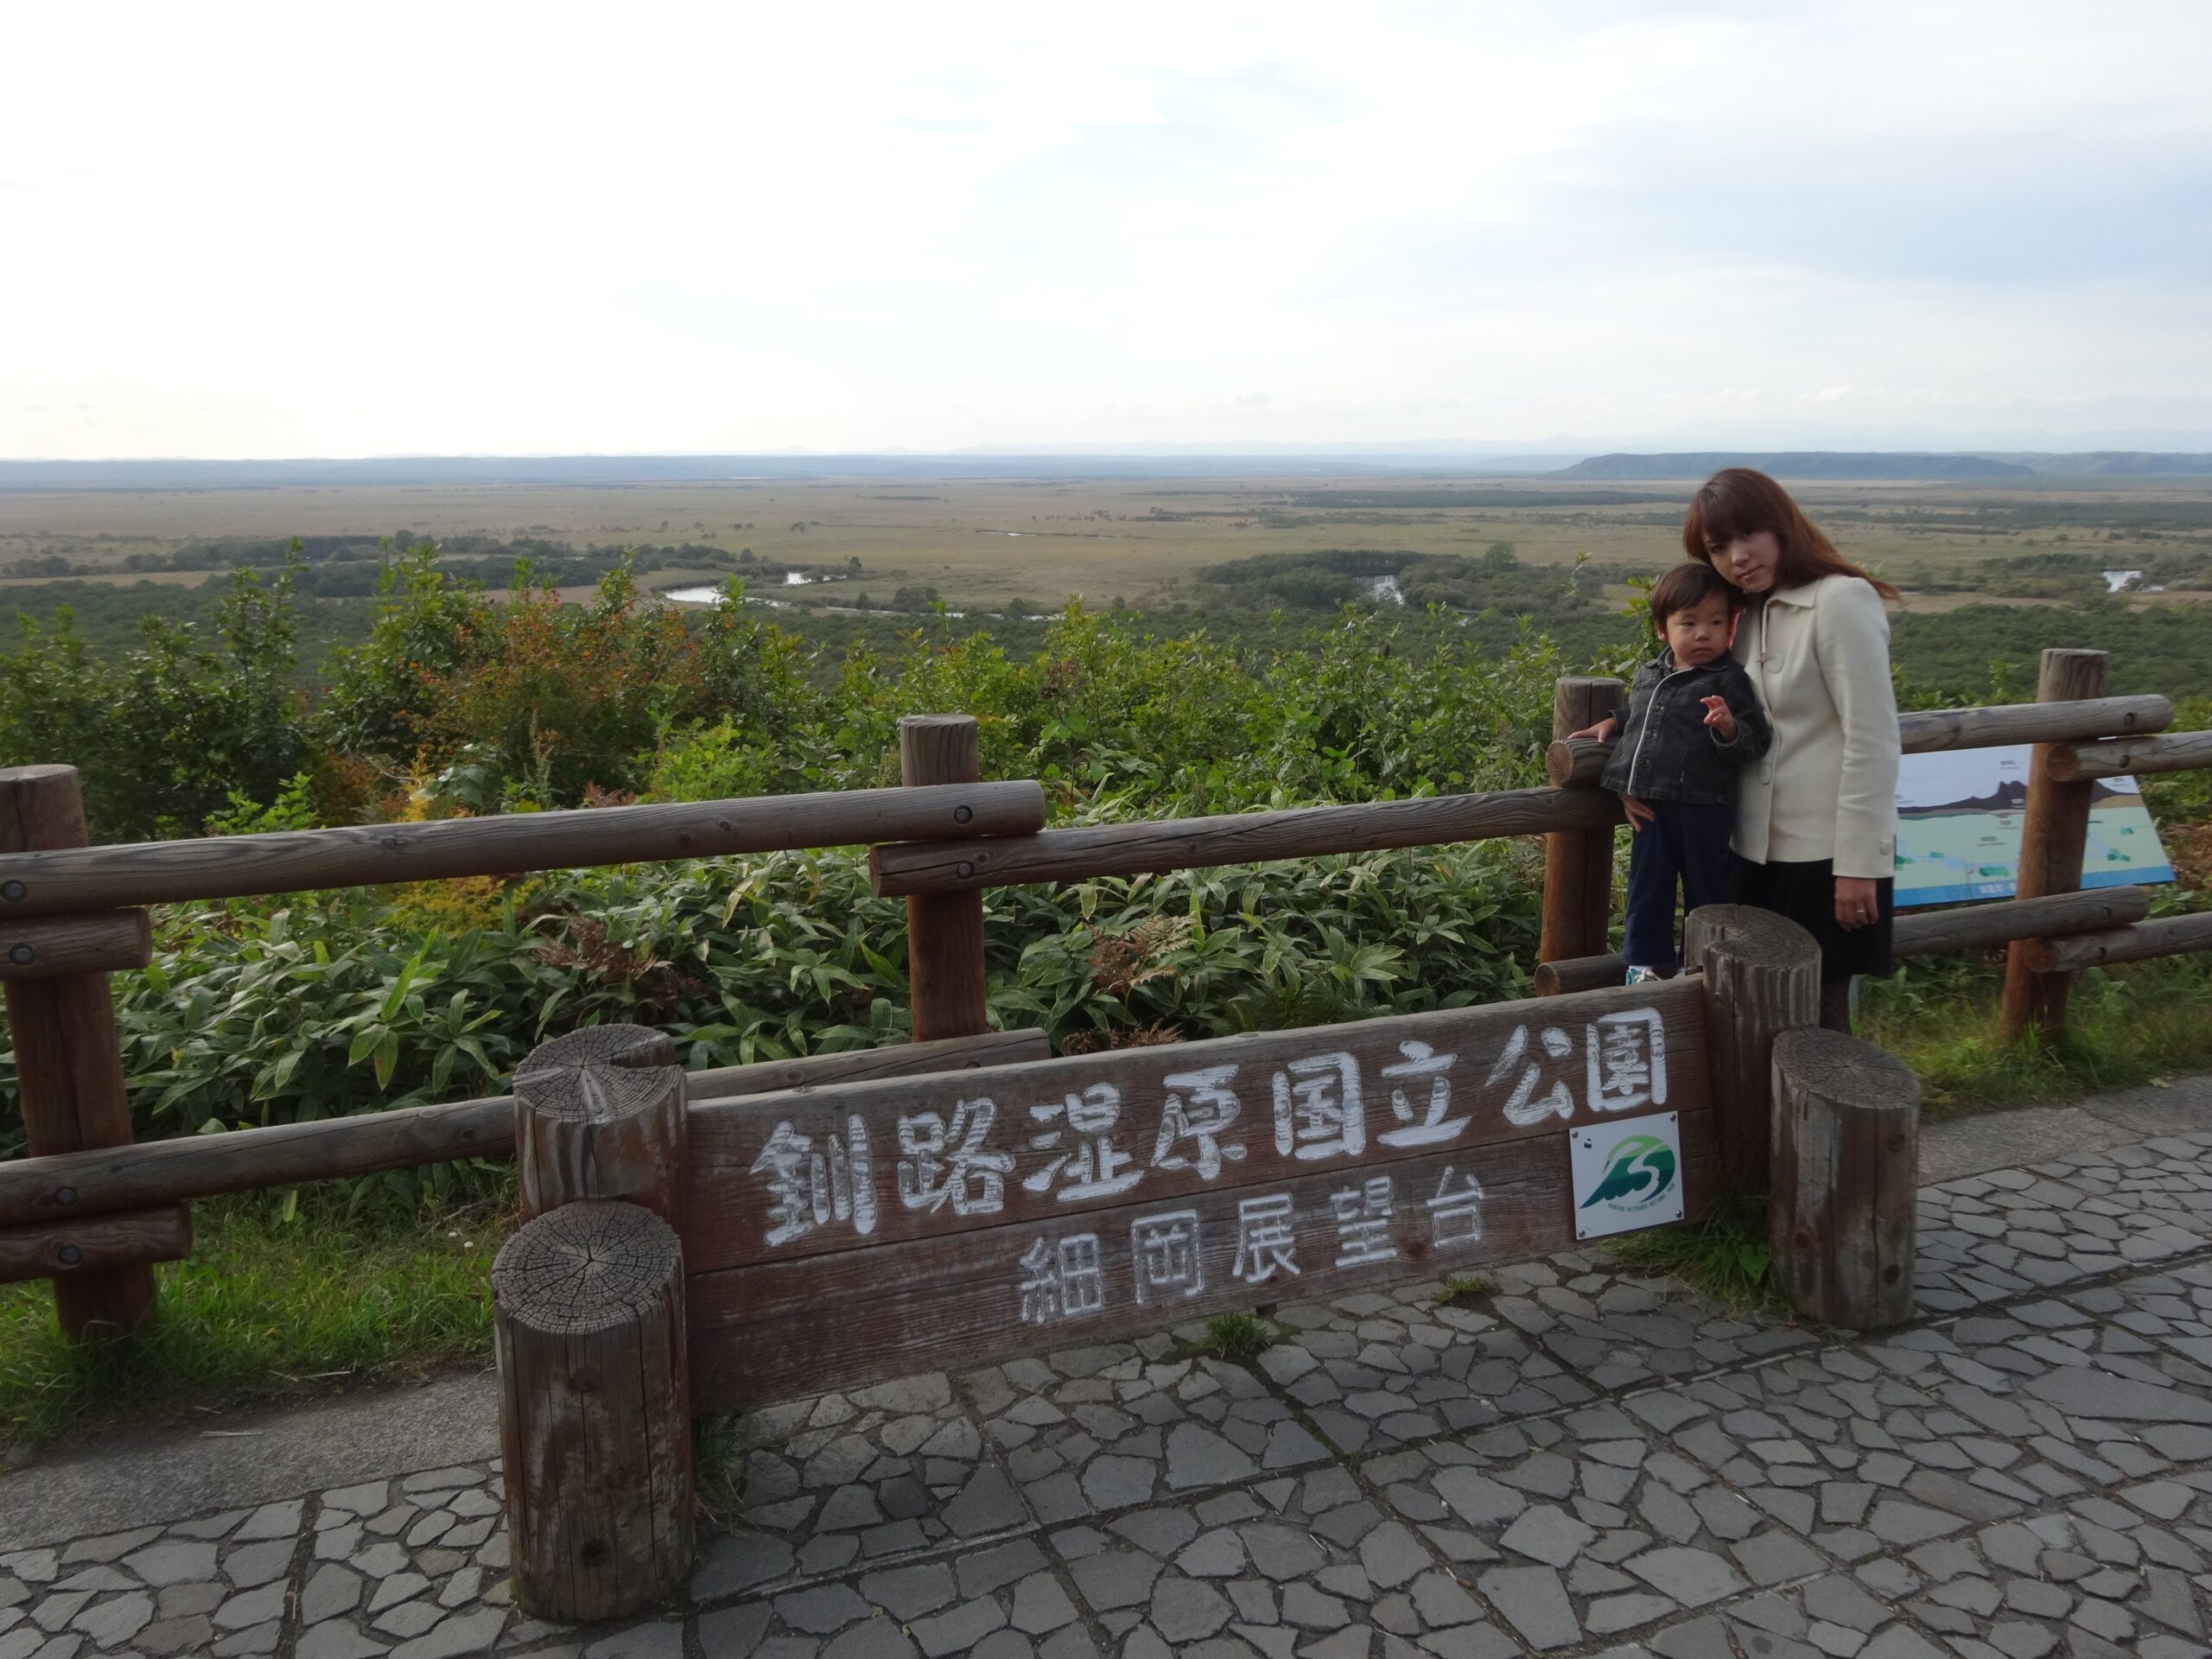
12,1126,2212,1659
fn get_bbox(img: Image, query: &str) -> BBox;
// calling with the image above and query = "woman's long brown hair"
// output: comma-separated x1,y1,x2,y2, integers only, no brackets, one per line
1682,468,1901,601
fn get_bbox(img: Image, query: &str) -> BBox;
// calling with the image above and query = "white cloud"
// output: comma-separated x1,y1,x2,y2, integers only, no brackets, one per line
3,1,2209,456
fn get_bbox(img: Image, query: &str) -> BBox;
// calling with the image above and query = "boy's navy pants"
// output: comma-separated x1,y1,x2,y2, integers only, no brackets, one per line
1623,799,1734,972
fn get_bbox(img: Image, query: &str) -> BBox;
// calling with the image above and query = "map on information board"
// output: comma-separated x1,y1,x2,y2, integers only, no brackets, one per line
1894,744,2174,906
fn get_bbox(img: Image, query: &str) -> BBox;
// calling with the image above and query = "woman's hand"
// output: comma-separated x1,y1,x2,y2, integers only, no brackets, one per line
1834,876,1880,931
1567,715,1618,742
1618,793,1656,833
1700,696,1738,741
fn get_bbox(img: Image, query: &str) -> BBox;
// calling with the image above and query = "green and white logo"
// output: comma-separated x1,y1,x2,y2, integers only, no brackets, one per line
1569,1114,1685,1238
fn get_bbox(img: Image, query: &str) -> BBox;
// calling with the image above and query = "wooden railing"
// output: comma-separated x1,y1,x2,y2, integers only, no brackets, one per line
0,646,2207,1339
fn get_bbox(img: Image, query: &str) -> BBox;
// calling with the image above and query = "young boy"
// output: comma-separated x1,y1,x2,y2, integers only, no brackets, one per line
1572,563,1772,983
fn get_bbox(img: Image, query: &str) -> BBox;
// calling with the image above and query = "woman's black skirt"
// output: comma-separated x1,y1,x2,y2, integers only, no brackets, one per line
1726,854,1895,984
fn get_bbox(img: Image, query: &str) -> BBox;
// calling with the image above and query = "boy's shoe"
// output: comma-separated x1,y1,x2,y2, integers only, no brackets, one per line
1624,965,1664,985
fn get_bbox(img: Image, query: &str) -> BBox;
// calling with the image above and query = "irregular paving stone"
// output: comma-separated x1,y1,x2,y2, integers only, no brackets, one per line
581,1622,683,1658
721,1372,1005,1562
968,1345,1314,1523
228,1503,303,1544
119,1542,218,1588
1368,1400,1817,1645
385,1608,505,1658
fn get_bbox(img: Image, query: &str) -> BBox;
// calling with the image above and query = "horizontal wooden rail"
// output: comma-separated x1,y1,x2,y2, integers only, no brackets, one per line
0,911,150,980
2018,911,2212,974
0,1028,1051,1230
1547,696,2177,788
2050,731,2212,784
0,1205,192,1286
1534,886,2157,993
872,786,1622,895
0,782,1046,918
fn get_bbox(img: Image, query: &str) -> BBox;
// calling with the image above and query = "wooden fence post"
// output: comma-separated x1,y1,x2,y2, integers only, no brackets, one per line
1770,1027,1918,1330
1539,677,1624,974
495,1025,693,1622
2001,648,2107,1045
0,766,160,1338
494,1201,690,1622
1683,904,1821,1194
899,715,989,1041
512,1024,686,1228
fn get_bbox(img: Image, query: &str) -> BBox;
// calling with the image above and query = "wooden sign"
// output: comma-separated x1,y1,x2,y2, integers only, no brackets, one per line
684,978,1714,1408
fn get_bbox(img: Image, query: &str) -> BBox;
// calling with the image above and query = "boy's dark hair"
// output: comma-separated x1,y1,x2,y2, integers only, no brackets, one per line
1649,561,1742,629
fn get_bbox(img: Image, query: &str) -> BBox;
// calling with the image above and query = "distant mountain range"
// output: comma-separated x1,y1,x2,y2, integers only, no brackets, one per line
1561,452,2212,480
1901,777,2138,817
3,449,2209,491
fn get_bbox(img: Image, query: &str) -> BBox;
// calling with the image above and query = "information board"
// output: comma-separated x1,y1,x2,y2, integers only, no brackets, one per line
1894,744,2174,907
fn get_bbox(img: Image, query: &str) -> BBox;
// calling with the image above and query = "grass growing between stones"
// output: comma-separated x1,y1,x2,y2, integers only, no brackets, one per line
0,1192,510,1448
1863,950,2212,1117
1192,1312,1274,1362
1604,1190,1785,1316
1435,1273,1499,1310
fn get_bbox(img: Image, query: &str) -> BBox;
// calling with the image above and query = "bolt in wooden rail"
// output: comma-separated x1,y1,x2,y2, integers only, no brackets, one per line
1539,677,1623,966
2049,729,2212,783
0,780,1046,918
0,912,150,982
2018,911,2212,976
2001,649,2107,1044
898,715,991,1040
0,766,168,1337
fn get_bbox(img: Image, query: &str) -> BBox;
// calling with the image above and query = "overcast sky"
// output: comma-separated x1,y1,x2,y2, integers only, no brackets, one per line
7,2,2210,459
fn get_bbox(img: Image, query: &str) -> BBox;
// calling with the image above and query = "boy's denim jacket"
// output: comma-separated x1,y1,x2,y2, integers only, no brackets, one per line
1599,650,1773,806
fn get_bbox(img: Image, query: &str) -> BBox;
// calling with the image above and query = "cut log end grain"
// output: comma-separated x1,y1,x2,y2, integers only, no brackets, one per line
1771,1027,1920,1116
492,1201,683,1338
514,1025,679,1120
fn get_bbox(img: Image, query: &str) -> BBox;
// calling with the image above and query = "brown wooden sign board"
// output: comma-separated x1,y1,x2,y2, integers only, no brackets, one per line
683,977,1713,1409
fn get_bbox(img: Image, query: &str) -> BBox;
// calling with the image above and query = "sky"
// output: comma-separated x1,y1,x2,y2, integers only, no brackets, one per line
6,2,2211,459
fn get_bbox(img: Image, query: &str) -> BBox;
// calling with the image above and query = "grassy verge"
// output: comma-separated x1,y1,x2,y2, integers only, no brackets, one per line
1604,1190,1787,1316
0,1188,512,1448
1861,950,2212,1117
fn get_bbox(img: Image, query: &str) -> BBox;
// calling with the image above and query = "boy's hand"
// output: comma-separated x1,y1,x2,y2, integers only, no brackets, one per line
1700,696,1738,740
1567,715,1618,742
1618,793,1655,833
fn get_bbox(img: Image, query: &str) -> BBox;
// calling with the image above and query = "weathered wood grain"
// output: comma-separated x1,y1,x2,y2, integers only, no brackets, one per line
1533,890,2152,995
0,911,151,981
0,1029,1052,1230
683,977,1709,1274
2049,729,2212,783
689,1122,1716,1409
514,1026,687,1227
1535,954,1630,996
900,715,989,1042
1682,905,1821,1194
0,1204,191,1285
690,1027,1052,1098
1541,678,1624,966
869,786,1624,895
0,766,157,1337
0,780,1046,918
2002,651,2107,1043
2018,911,2212,975
1544,737,1611,789
1770,1027,1917,1331
1544,696,2177,791
493,1202,692,1622
1894,887,2151,957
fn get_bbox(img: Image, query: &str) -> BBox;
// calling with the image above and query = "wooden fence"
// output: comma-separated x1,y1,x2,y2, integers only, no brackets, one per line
0,645,2204,1345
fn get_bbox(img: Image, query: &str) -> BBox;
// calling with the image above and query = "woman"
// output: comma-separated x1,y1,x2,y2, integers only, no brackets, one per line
1684,468,1902,1032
